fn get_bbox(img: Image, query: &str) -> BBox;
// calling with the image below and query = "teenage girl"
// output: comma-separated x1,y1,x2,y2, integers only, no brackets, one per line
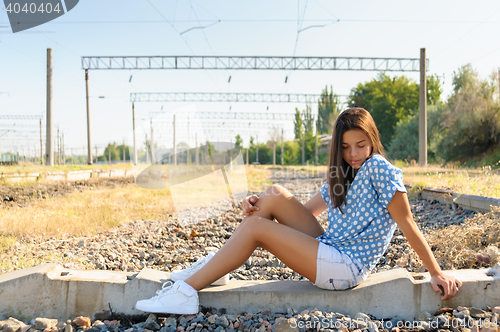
136,107,462,314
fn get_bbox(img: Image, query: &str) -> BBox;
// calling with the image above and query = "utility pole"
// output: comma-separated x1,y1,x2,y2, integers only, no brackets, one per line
62,133,65,165
315,117,318,166
273,142,276,166
132,102,137,165
95,145,98,164
246,148,249,165
108,147,111,165
173,114,177,166
256,135,259,164
57,127,60,165
186,115,190,164
85,69,92,165
302,128,305,166
145,134,150,164
39,118,43,165
419,48,427,167
150,118,155,164
123,140,125,162
281,129,284,166
46,48,53,166
195,133,198,165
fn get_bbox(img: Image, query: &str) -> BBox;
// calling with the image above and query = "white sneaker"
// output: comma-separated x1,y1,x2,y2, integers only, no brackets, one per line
135,280,199,314
170,251,230,286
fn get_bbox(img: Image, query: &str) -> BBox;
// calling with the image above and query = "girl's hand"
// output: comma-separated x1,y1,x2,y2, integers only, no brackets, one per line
242,195,260,216
430,273,462,300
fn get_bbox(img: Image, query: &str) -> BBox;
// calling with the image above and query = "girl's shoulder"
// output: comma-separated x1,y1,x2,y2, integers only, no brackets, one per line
364,153,401,172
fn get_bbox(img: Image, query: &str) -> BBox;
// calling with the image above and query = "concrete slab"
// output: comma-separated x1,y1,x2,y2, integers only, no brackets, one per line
110,169,127,177
67,170,92,181
1,263,499,321
45,172,66,181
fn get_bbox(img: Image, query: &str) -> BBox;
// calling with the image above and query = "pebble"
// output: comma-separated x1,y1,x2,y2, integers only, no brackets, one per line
469,307,488,319
354,312,371,323
3,323,20,332
418,312,432,321
273,318,297,332
72,317,91,328
34,318,58,330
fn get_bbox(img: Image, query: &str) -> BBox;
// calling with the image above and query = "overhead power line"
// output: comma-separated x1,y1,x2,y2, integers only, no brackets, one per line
0,115,42,120
32,19,500,24
82,55,426,72
0,124,39,128
150,122,285,130
130,92,348,103
148,111,295,121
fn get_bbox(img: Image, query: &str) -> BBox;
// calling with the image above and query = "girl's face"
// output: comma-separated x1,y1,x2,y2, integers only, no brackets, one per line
341,129,373,170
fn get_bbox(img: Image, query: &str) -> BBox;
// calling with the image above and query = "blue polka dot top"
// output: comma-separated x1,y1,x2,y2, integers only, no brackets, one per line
316,153,407,271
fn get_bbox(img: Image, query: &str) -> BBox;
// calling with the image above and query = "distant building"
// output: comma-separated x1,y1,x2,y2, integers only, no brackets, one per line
319,134,332,154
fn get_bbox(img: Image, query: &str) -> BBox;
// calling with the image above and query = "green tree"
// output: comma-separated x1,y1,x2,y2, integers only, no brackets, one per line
437,64,500,161
282,140,301,165
427,75,443,105
349,73,442,149
116,144,130,161
292,105,317,164
234,134,243,150
294,108,303,139
387,104,445,163
303,105,314,135
103,142,120,162
318,86,341,134
256,143,271,164
294,106,315,139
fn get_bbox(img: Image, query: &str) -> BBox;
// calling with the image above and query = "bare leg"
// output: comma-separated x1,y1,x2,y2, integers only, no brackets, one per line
184,215,319,290
233,184,325,237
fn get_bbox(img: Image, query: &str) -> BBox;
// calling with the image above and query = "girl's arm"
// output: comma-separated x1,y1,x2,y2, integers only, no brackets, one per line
304,192,328,217
387,191,463,300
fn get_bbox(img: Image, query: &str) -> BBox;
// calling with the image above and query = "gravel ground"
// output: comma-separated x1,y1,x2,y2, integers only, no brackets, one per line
2,305,499,332
0,174,491,329
0,177,134,208
2,177,478,278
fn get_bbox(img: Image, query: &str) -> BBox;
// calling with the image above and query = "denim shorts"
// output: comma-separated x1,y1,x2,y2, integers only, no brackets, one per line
313,242,370,290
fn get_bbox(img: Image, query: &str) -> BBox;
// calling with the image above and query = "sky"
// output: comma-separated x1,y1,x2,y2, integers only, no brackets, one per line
1,0,500,158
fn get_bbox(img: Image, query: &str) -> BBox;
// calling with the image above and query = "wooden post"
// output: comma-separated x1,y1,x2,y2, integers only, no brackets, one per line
315,117,318,166
419,48,427,167
85,69,92,165
132,102,137,165
281,129,284,166
46,48,54,165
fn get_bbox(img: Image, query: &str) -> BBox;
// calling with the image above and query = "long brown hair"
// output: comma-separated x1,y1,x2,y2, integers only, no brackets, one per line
328,108,386,214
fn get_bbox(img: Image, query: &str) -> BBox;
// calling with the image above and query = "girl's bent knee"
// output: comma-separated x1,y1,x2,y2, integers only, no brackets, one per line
264,184,290,199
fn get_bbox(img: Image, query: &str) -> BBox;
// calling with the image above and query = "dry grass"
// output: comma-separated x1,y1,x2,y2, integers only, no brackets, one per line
0,164,271,272
0,184,174,240
407,207,500,270
0,185,172,271
392,160,500,198
245,165,274,192
0,164,269,246
0,162,131,176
